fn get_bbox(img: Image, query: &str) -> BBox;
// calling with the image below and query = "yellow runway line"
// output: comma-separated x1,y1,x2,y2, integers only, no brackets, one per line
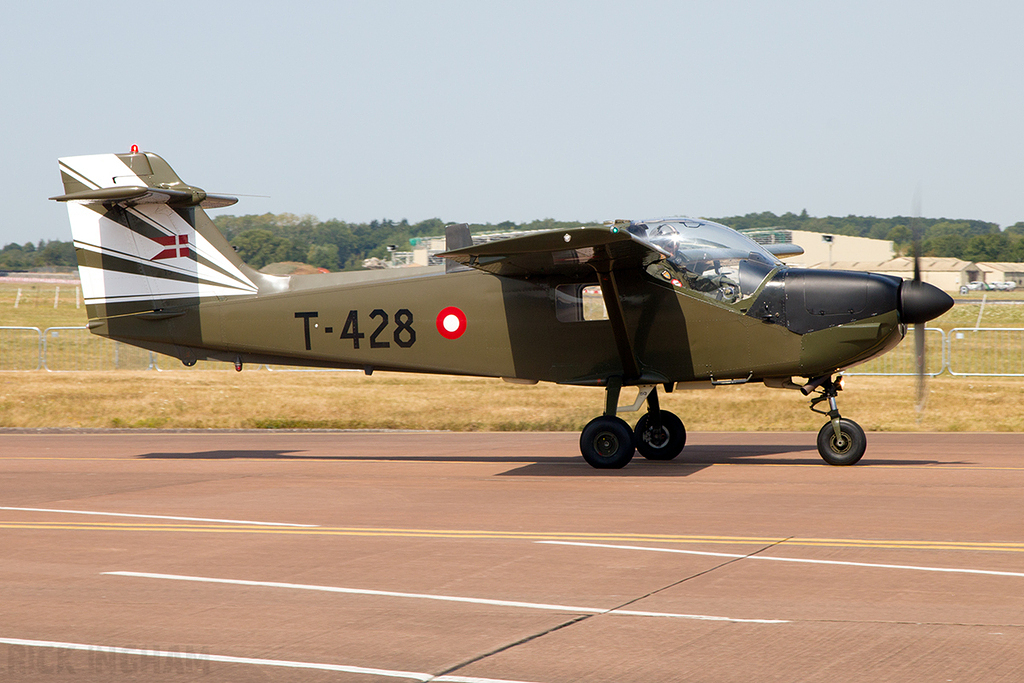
1,520,1023,553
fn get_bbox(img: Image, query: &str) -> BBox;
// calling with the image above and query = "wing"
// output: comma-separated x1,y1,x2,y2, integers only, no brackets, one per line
765,243,804,259
439,226,670,277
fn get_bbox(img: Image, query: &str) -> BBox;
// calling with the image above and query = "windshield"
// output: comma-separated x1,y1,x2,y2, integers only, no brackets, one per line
628,218,781,303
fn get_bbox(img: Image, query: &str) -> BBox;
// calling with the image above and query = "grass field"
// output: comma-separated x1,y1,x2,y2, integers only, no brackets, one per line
0,371,1021,432
2,281,1023,432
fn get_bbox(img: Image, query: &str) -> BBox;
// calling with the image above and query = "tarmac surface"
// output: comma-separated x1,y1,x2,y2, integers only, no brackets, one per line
1,430,1023,682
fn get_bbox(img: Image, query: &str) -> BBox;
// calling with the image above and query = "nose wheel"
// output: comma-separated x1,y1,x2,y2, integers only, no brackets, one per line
816,418,866,466
806,375,866,465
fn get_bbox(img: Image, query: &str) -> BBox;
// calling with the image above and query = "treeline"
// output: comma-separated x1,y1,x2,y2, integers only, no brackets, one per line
212,214,585,270
9,211,1024,273
0,240,76,271
218,211,1024,269
718,210,1024,262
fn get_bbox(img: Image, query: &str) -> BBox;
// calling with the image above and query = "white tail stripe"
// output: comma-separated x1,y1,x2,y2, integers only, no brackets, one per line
66,204,256,306
58,154,142,189
77,268,256,304
58,162,102,191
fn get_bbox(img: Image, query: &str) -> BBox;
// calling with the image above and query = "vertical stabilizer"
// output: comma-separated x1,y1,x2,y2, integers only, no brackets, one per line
52,151,269,318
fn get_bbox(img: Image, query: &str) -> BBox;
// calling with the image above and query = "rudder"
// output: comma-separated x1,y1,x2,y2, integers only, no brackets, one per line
52,150,264,319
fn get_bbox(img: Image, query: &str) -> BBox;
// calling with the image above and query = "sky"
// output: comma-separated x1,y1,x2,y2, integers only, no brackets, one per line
4,0,1024,245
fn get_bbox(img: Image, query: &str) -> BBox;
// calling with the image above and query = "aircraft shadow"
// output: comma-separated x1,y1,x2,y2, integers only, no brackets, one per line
135,450,580,464
500,444,947,477
136,446,945,477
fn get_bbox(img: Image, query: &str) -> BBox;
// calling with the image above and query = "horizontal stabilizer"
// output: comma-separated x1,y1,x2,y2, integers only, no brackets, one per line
52,151,238,209
50,186,237,209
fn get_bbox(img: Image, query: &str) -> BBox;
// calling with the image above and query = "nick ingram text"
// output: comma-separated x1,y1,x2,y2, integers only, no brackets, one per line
5,643,213,677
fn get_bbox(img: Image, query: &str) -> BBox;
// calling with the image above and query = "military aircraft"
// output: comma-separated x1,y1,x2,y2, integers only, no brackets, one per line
51,150,953,469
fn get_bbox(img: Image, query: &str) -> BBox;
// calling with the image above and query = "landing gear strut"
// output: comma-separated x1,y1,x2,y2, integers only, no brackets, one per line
806,375,866,466
579,381,686,469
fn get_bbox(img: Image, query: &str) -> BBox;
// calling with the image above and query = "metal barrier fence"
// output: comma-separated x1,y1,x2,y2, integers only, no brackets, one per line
845,328,947,377
0,327,41,371
42,326,156,371
948,328,1024,377
0,326,343,372
4,325,1024,376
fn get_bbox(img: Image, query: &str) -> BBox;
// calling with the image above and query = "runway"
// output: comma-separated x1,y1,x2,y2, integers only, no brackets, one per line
2,430,1023,682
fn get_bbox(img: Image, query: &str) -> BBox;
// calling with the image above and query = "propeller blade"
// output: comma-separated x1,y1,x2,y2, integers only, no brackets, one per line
914,321,926,415
910,191,922,283
911,190,926,418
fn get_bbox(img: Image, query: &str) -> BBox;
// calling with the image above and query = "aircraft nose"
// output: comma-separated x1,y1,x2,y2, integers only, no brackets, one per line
898,280,954,325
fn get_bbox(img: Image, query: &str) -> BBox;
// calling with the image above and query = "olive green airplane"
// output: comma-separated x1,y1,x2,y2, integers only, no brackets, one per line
52,150,953,469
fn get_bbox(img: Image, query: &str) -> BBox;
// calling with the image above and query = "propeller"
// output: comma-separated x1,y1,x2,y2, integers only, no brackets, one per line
896,194,954,419
897,206,954,420
911,204,926,416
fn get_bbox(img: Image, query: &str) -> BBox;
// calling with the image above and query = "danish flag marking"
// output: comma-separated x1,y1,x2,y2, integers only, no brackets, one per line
153,235,190,260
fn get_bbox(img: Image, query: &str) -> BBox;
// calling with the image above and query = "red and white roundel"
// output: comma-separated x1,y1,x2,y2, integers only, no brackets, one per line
436,306,467,340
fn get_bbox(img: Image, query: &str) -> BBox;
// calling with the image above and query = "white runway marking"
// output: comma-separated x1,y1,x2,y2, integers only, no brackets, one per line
0,637,541,682
0,506,318,527
104,570,788,624
538,541,1024,578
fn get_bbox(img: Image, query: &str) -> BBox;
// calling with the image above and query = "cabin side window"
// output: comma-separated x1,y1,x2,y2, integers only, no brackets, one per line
555,284,608,322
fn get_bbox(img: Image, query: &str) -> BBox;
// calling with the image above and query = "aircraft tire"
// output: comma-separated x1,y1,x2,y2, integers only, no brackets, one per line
816,418,866,466
634,411,686,460
580,416,635,469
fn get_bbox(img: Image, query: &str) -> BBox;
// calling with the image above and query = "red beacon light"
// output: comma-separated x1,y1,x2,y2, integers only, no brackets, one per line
130,144,139,154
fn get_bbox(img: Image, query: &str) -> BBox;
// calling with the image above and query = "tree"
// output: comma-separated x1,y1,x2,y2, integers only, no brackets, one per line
230,230,298,269
963,233,1010,262
306,243,340,270
34,240,76,267
886,225,911,254
925,233,967,258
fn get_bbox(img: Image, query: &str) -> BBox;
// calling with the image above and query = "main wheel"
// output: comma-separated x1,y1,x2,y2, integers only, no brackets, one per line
634,411,686,461
816,418,866,466
580,416,635,469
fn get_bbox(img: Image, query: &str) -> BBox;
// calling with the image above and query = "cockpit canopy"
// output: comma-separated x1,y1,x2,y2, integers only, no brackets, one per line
628,218,782,303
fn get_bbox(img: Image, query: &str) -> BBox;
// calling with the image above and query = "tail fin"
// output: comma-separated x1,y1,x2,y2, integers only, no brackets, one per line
51,151,265,318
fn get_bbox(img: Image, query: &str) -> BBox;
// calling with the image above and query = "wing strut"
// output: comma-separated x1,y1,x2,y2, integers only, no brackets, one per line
596,267,641,383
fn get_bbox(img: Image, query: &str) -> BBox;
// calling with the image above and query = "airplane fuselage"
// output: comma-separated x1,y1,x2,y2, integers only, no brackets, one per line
87,262,905,387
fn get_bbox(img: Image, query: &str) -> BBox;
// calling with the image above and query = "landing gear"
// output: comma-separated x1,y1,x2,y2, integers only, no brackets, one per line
580,416,635,469
816,418,866,466
579,381,686,468
634,412,686,460
806,375,866,465
633,386,686,460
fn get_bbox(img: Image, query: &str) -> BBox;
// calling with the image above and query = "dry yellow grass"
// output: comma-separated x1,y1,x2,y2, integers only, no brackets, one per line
0,370,1020,432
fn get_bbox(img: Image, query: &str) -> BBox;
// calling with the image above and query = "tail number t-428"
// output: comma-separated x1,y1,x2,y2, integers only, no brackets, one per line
294,310,416,351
